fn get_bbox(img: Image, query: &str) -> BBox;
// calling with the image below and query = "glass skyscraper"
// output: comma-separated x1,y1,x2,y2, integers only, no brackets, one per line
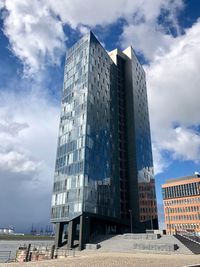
51,32,158,249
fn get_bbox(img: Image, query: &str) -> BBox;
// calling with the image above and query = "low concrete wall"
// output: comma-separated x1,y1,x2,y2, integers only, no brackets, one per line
85,243,101,250
132,242,178,252
146,230,164,235
123,234,161,240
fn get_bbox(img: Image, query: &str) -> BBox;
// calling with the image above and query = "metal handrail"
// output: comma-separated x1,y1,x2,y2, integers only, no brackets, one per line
176,231,200,245
182,234,200,244
0,250,11,262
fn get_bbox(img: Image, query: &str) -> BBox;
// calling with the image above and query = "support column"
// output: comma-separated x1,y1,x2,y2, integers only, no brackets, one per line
67,220,76,249
54,222,64,248
79,215,90,250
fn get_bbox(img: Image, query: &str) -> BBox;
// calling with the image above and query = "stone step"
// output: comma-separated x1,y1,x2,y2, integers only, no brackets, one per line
95,234,193,254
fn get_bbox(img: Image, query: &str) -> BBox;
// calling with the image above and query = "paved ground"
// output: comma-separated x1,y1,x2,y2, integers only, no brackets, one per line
1,251,200,267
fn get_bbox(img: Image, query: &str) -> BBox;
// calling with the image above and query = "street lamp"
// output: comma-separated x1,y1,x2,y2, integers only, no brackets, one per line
128,210,133,233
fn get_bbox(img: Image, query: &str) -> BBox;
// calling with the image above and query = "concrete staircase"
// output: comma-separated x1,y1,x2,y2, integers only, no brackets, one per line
174,234,200,254
90,234,193,254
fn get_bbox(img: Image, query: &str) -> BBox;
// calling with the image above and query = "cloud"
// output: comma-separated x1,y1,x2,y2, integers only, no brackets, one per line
0,82,60,230
160,127,200,162
120,0,184,60
152,145,169,175
1,0,184,74
0,121,28,136
145,19,200,169
1,0,66,74
48,0,183,28
0,151,40,173
121,23,173,61
0,0,4,9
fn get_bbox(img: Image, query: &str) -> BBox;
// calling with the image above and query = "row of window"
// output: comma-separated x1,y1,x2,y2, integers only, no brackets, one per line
90,44,110,70
55,161,84,175
63,81,87,98
59,124,86,145
90,56,110,76
57,137,85,157
64,74,88,94
166,223,200,230
163,182,200,199
140,207,157,213
60,113,86,133
164,197,200,205
56,148,84,169
52,188,82,207
91,44,106,58
140,215,157,221
53,174,85,192
67,36,89,64
57,136,94,163
165,206,200,213
166,213,200,221
51,202,82,219
61,91,87,114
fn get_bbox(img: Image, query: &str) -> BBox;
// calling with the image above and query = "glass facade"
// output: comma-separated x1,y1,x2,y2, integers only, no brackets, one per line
129,50,157,223
51,32,120,223
51,33,90,221
109,47,157,224
83,34,120,218
51,32,157,231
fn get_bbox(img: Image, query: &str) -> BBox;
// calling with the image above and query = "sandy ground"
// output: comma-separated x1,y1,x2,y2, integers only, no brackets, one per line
1,251,200,267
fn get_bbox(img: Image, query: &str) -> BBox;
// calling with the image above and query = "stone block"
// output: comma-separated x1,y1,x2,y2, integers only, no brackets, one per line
132,242,178,252
123,233,160,240
85,243,101,250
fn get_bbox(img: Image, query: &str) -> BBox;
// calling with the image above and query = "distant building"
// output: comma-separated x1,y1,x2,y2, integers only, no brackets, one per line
51,31,158,249
0,227,14,235
162,174,200,235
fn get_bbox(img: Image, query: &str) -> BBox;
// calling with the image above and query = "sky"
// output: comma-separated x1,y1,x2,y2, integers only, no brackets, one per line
0,0,200,232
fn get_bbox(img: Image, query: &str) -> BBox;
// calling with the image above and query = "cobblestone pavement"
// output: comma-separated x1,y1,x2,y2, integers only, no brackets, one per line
1,251,200,267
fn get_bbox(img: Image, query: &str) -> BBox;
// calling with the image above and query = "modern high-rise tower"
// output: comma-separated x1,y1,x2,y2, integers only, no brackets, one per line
51,32,158,249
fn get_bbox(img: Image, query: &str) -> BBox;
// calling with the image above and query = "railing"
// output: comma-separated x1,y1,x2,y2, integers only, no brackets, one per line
15,244,76,262
0,251,11,263
176,230,200,244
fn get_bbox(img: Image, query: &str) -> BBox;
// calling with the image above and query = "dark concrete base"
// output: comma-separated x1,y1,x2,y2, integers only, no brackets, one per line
53,213,158,250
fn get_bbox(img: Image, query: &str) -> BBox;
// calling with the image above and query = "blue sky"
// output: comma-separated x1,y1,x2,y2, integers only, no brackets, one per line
0,0,200,232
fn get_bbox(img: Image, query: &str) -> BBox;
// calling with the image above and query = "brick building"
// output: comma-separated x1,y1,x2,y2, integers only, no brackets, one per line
162,174,200,235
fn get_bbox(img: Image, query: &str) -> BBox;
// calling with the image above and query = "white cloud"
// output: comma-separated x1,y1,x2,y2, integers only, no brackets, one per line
160,127,200,162
0,121,28,135
152,145,169,175
0,151,40,173
120,0,184,60
0,119,38,173
1,0,184,74
121,23,173,61
145,19,200,168
0,0,4,9
0,84,60,230
1,0,66,74
48,0,183,28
